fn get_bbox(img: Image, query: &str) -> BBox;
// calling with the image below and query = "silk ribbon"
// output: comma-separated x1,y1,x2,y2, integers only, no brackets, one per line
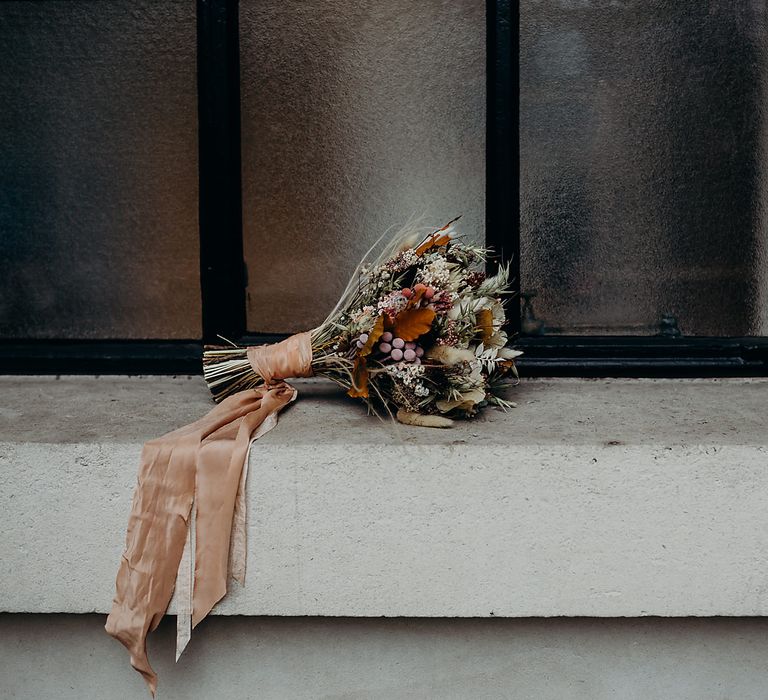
105,332,313,696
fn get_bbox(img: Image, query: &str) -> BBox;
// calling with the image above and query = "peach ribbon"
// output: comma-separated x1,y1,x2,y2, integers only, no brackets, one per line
105,333,313,697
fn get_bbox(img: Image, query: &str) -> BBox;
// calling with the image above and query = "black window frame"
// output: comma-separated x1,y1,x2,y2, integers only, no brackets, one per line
2,0,767,376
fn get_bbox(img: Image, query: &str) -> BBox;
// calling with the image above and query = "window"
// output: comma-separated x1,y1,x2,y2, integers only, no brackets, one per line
1,0,766,375
516,0,768,374
1,1,200,370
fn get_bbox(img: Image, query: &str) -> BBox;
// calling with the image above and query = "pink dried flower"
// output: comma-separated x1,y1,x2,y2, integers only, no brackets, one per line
437,319,460,346
429,291,454,313
465,271,485,288
377,291,408,317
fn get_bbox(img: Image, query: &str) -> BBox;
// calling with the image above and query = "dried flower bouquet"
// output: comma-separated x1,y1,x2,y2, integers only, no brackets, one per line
204,218,521,426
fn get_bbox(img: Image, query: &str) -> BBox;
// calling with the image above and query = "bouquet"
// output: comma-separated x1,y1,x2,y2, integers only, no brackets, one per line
107,219,522,697
204,218,521,427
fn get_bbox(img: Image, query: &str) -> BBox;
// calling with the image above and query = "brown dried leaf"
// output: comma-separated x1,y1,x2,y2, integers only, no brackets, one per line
476,308,494,342
359,314,385,357
414,216,461,256
393,307,436,341
347,356,369,398
415,232,451,257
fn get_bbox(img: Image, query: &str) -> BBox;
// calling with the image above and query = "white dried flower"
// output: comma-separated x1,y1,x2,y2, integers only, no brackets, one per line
417,254,452,288
385,362,425,383
436,388,486,413
386,362,431,399
426,345,475,365
484,300,508,349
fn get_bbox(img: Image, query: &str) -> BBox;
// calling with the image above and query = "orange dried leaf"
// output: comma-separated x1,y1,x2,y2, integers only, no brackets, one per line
393,307,436,341
415,234,438,256
414,231,453,256
414,216,461,255
359,314,385,357
477,308,494,342
347,356,369,398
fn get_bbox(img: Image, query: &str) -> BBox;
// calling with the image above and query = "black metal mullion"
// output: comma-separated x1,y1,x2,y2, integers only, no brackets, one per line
197,0,246,344
516,336,768,377
0,340,201,375
486,0,520,336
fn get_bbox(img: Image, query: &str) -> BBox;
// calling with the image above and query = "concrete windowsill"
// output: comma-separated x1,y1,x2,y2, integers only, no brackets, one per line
0,375,766,617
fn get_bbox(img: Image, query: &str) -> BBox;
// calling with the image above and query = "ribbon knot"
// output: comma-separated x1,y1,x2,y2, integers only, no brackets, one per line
246,332,314,387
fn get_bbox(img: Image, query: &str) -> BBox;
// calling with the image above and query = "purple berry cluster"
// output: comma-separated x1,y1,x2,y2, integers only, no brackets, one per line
355,331,424,364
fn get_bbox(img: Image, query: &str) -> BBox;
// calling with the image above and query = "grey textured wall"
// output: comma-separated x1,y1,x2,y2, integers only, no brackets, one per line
4,615,768,699
240,0,485,333
520,0,768,336
0,1,200,339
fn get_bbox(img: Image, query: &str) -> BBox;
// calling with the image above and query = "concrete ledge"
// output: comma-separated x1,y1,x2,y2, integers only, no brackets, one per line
1,376,766,617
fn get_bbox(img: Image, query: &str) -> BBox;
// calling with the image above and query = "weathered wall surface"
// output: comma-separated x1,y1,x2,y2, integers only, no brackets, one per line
3,615,768,700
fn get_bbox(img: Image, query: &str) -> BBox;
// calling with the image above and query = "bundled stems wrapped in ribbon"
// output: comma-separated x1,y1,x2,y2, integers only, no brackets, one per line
106,219,521,695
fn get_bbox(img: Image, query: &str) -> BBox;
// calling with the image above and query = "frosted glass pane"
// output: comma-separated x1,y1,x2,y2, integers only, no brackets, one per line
240,0,485,333
0,1,200,339
520,0,768,337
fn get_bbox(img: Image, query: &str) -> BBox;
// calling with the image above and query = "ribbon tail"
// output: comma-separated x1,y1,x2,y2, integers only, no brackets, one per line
228,438,252,588
105,437,198,698
229,402,291,586
175,502,196,661
192,386,298,627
